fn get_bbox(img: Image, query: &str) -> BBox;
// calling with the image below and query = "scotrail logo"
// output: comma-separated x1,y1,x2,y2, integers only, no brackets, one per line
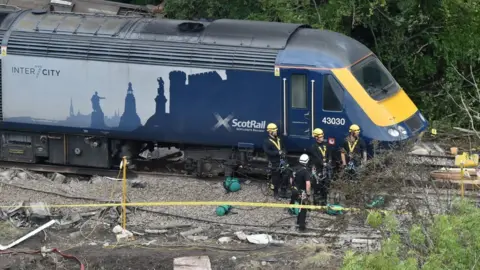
212,113,266,132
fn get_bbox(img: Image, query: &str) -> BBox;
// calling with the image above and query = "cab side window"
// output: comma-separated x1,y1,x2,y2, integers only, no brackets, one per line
323,75,344,112
291,74,307,109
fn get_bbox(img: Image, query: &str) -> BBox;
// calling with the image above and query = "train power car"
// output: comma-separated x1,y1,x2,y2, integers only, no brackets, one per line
0,7,428,176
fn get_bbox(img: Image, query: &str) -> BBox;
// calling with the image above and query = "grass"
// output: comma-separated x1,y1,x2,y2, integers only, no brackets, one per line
0,221,25,243
296,244,335,269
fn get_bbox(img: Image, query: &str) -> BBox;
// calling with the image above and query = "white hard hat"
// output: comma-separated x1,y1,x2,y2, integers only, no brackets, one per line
299,154,309,165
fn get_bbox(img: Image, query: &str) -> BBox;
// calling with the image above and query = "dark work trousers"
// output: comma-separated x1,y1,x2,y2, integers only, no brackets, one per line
290,188,307,231
313,176,330,205
271,169,289,197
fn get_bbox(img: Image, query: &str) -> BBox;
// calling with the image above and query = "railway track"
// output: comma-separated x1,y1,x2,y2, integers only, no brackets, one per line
0,160,205,180
0,153,457,176
406,153,456,168
0,152,476,193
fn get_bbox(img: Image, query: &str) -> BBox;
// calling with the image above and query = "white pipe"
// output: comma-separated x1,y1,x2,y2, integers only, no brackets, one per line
0,219,57,251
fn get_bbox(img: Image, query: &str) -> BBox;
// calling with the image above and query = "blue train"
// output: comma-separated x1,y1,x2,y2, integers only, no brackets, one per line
0,7,428,176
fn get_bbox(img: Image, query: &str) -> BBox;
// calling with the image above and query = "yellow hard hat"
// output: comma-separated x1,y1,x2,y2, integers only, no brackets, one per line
267,123,278,131
312,128,324,137
349,124,360,132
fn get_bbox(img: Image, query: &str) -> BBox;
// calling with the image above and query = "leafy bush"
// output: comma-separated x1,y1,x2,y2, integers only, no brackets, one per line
342,199,480,270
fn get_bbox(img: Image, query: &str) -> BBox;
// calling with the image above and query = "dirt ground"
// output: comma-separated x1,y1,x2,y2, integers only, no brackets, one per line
2,158,469,270
0,219,345,270
0,169,375,270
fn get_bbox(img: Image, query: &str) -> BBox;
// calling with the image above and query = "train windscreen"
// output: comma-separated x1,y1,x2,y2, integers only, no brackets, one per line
350,55,400,101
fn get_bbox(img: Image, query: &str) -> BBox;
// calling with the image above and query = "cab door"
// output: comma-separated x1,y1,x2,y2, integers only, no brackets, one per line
281,69,313,144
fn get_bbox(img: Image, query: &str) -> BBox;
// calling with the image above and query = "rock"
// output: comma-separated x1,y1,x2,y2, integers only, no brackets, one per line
116,231,133,243
17,172,28,181
218,236,232,244
131,180,146,188
186,235,208,241
28,202,51,222
58,213,82,228
51,173,66,184
90,177,103,184
174,256,212,270
235,231,248,241
112,225,123,234
0,169,14,179
69,231,82,239
410,148,429,155
180,227,204,237
112,225,134,243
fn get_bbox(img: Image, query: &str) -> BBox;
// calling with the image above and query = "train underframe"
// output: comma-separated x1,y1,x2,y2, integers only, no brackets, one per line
0,130,295,178
2,130,413,178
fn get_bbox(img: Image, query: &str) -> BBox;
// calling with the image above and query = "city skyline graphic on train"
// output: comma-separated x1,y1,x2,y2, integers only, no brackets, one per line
6,72,230,131
3,56,264,133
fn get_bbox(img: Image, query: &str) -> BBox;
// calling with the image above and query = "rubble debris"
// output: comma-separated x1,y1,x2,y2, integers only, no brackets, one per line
132,231,145,236
186,235,208,241
16,171,28,181
112,225,123,234
218,236,232,244
235,231,248,241
69,231,82,239
173,256,212,270
0,210,7,221
234,231,285,245
141,240,157,246
90,177,104,185
51,173,67,184
246,234,283,245
0,169,14,179
79,211,97,218
26,202,51,223
131,180,147,188
410,142,446,156
7,201,24,216
180,227,205,237
57,213,81,228
112,225,134,243
145,229,168,234
99,207,122,224
147,223,191,230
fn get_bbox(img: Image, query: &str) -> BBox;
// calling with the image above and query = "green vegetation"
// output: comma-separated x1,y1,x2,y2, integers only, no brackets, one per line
342,199,480,270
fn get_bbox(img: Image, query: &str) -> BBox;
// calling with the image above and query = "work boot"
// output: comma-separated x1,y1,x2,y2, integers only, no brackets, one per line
273,192,281,201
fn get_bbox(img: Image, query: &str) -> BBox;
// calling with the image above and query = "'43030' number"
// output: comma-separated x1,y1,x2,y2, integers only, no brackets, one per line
322,117,346,125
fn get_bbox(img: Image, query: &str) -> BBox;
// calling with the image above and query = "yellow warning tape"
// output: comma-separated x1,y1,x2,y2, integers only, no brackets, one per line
0,201,411,215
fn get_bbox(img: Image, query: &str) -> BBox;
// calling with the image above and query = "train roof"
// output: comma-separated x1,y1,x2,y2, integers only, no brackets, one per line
0,8,372,72
0,0,151,16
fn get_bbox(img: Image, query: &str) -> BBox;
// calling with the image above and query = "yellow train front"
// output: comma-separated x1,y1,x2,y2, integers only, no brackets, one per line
276,28,428,155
